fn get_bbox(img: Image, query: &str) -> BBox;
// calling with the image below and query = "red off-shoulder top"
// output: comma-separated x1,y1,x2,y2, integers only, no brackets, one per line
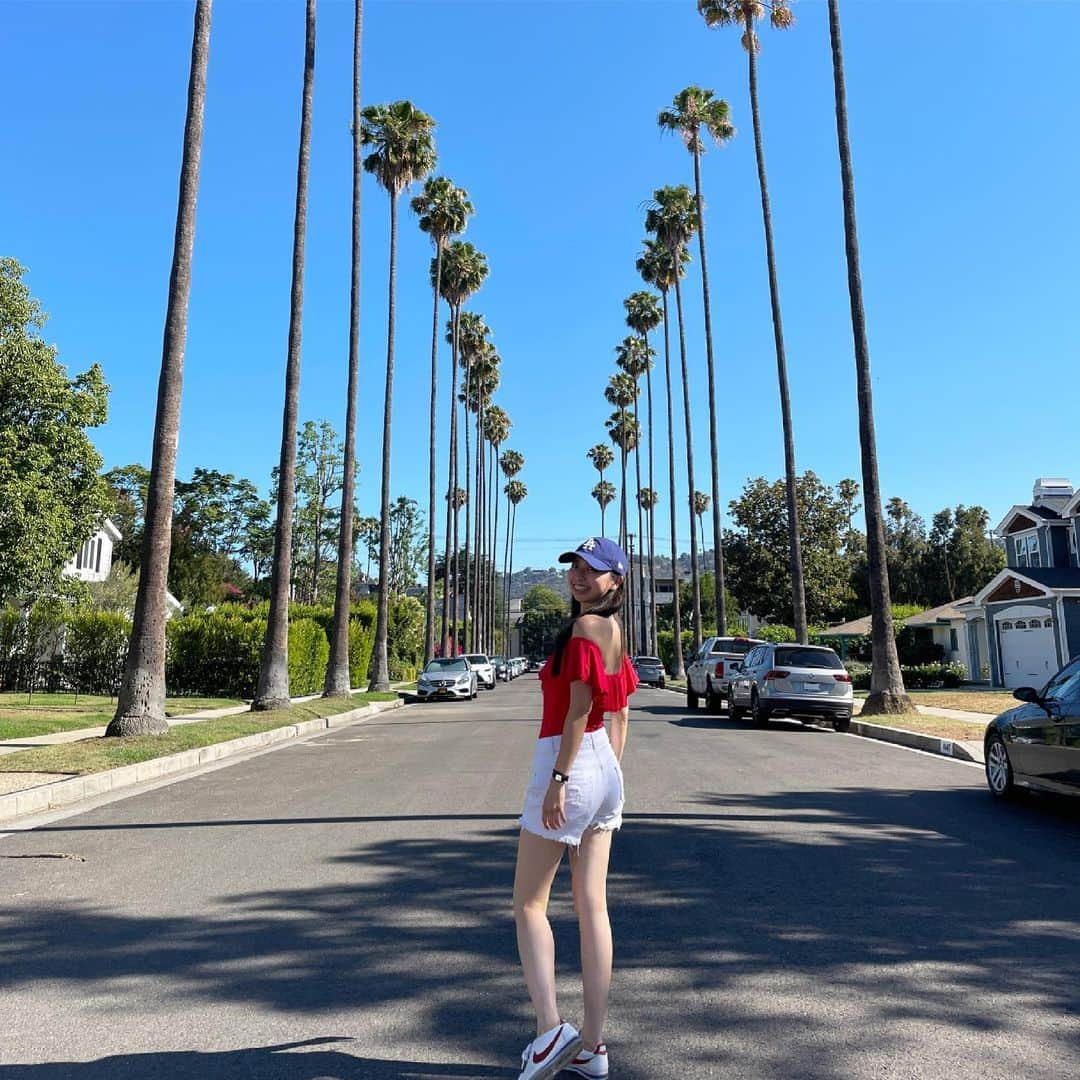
537,635,639,739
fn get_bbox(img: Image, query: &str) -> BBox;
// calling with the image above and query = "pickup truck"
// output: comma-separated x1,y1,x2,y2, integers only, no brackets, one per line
685,636,764,713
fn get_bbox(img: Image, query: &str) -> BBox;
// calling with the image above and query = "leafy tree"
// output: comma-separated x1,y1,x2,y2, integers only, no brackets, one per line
294,419,343,603
884,497,928,606
658,86,735,636
725,472,857,626
521,584,566,658
388,496,427,595
0,260,110,606
361,99,437,691
925,505,1004,603
103,464,151,568
86,562,140,614
253,0,317,713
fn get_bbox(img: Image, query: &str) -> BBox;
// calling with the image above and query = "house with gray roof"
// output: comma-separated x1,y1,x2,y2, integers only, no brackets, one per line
965,478,1080,688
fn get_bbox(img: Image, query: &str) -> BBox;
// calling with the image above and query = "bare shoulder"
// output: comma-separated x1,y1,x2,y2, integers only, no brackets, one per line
571,614,610,644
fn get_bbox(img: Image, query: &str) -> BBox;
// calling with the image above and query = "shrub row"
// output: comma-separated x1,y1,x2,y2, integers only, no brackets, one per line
845,661,965,691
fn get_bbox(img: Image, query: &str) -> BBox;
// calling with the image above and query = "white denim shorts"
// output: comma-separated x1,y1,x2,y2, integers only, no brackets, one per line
518,728,625,848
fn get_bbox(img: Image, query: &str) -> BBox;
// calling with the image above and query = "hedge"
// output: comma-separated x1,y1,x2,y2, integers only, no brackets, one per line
845,661,965,691
65,611,131,695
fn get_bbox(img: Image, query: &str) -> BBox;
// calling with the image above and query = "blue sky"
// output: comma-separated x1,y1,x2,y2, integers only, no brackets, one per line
6,0,1080,570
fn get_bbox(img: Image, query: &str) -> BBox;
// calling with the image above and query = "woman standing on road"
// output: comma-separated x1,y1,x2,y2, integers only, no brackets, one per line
512,537,638,1080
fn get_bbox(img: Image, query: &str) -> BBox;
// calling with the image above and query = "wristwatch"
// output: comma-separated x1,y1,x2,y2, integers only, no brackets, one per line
551,769,570,784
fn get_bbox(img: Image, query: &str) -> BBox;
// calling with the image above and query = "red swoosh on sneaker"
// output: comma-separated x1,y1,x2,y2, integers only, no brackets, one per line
532,1025,564,1064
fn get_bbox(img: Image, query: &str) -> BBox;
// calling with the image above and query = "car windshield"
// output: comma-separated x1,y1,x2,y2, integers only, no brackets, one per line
1042,657,1080,702
711,639,755,656
635,656,661,665
425,659,467,674
465,654,489,664
490,655,505,663
775,647,843,670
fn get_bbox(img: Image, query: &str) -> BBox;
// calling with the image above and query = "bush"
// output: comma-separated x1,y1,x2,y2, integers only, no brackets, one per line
65,611,131,694
166,612,264,698
846,661,872,690
0,606,25,691
846,660,966,692
287,618,330,696
657,629,695,673
757,624,796,644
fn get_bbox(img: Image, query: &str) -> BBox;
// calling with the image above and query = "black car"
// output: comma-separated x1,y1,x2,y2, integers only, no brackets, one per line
985,656,1080,799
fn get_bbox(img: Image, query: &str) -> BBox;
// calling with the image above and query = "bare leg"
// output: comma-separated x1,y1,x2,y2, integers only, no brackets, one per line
570,826,614,1048
513,828,566,1035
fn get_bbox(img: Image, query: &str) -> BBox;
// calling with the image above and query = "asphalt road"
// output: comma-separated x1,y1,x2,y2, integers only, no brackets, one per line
2,677,1079,1079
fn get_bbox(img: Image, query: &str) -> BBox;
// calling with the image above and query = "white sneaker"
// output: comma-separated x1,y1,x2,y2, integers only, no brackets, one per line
565,1042,609,1078
517,1021,583,1080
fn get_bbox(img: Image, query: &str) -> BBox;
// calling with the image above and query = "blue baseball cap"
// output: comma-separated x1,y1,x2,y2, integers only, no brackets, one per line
558,537,628,576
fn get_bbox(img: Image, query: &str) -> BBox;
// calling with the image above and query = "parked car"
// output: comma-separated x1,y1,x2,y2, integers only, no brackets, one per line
510,657,526,678
527,657,543,672
490,655,509,681
464,653,496,690
985,656,1080,800
686,636,764,712
632,655,666,688
729,643,853,731
416,657,477,701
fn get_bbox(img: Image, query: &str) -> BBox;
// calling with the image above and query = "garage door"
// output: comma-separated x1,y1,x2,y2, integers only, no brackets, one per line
1000,618,1056,689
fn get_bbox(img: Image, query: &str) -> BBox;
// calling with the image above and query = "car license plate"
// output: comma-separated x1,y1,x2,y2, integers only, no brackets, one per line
800,682,825,693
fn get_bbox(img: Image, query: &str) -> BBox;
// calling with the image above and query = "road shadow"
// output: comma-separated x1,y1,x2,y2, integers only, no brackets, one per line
0,1038,509,1078
4,781,1080,1076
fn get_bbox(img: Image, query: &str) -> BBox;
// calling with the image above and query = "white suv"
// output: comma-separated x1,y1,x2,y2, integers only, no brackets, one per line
685,636,763,713
464,653,496,690
729,643,853,731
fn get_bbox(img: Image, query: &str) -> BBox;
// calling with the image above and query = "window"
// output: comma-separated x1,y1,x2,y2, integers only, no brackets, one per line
1015,620,1028,629
950,628,959,652
1070,528,1078,568
1044,618,1054,629
1042,658,1080,705
774,647,844,670
1013,533,1041,568
1002,621,1014,631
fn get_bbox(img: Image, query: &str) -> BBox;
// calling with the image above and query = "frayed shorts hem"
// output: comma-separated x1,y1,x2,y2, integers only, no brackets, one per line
517,817,622,850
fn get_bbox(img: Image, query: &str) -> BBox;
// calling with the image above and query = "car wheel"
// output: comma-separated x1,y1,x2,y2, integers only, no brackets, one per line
687,687,699,709
728,689,746,721
658,677,665,689
750,692,770,728
985,733,1016,799
706,683,723,715
833,712,852,733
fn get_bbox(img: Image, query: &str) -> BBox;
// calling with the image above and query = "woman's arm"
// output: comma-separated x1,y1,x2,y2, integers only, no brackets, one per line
608,706,629,762
542,681,593,831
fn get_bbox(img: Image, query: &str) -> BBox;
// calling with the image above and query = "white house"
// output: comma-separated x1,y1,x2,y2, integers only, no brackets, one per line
63,518,122,583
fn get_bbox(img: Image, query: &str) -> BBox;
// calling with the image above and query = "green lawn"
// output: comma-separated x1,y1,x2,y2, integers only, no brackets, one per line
0,693,246,740
0,692,398,775
855,688,1014,715
855,711,987,742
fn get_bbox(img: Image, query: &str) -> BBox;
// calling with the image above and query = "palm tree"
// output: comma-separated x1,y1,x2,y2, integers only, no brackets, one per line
592,480,617,535
411,175,473,665
324,0,364,698
109,0,213,736
697,0,807,643
436,241,487,655
252,0,318,712
645,185,703,652
586,443,615,532
605,406,640,653
466,342,499,649
360,100,436,689
624,290,663,657
693,490,711,568
604,372,637,547
616,335,653,653
505,478,527,654
658,86,734,637
637,237,689,678
826,0,911,714
446,485,467,651
637,486,660,654
500,450,524,651
483,405,511,651
456,312,490,651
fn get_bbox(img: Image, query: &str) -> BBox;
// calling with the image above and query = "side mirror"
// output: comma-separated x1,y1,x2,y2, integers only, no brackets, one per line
1012,686,1040,703
730,662,742,672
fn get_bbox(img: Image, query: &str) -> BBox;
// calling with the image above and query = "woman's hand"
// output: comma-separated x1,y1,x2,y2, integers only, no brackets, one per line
542,780,566,831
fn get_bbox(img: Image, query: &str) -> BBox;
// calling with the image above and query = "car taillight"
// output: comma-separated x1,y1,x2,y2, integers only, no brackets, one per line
833,674,852,683
713,662,725,677
764,669,790,681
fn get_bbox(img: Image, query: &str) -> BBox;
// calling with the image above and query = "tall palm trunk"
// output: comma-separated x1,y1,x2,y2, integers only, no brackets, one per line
673,270,702,653
423,242,442,665
254,0,316,710
109,0,213,736
692,145,727,636
661,291,685,679
644,334,658,655
472,400,484,648
325,0,363,696
507,501,518,654
633,407,646,653
828,0,910,713
462,358,473,650
368,186,399,690
441,307,460,655
487,441,497,649
503,484,513,653
745,6,807,644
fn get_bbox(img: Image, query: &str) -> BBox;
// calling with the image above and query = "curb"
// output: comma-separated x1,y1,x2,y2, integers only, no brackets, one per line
0,698,404,826
653,683,985,764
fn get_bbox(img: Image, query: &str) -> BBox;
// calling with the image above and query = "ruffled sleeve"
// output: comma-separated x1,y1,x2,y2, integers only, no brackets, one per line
559,636,605,695
604,656,638,710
